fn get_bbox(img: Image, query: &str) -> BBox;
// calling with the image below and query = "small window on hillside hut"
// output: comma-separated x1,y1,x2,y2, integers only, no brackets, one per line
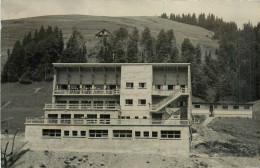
244,106,250,109
233,105,239,110
194,105,200,108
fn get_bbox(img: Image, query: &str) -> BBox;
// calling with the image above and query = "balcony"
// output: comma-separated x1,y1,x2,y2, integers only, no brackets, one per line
25,118,190,125
54,89,120,95
44,103,120,111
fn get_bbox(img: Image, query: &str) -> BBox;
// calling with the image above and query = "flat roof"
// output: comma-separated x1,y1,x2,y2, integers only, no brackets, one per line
53,63,190,68
192,102,253,106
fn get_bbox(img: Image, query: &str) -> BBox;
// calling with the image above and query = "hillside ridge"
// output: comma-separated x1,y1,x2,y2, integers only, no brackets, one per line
1,15,218,65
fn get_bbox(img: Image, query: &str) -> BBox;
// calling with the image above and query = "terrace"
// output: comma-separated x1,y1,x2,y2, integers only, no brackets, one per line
54,89,120,95
25,118,189,125
44,103,120,111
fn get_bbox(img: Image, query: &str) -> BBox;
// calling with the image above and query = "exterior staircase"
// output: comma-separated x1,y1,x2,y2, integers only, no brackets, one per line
150,88,189,112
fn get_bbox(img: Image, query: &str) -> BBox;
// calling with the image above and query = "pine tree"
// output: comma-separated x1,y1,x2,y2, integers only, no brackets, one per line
141,27,154,62
2,41,24,82
156,29,168,62
195,45,201,64
180,38,195,63
126,27,139,63
61,29,87,63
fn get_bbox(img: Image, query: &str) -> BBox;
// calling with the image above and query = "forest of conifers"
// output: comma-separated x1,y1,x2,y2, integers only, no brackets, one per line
2,13,260,103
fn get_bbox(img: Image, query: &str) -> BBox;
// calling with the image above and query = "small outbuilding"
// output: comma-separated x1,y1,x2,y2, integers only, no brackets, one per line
95,29,111,38
192,102,253,118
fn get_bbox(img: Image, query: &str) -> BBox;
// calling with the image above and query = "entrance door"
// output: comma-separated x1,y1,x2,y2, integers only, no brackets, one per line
209,105,214,117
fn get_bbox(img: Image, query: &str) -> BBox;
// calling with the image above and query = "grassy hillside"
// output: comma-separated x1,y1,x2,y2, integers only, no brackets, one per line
1,15,219,66
1,82,53,131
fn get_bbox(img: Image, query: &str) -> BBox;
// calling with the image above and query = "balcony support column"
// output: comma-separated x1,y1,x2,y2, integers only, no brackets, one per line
58,113,61,124
187,65,191,121
52,68,57,103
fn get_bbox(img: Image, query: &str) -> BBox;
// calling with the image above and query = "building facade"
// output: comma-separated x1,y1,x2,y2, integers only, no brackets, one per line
25,63,192,156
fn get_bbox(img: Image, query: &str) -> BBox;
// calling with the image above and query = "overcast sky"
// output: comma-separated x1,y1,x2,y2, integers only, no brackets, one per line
1,0,260,28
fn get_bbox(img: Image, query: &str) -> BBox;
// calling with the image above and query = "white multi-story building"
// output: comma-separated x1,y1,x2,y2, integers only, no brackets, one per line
25,63,192,156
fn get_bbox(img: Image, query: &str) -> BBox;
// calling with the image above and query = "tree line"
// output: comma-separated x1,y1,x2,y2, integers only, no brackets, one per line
2,15,260,102
2,26,87,83
161,12,260,102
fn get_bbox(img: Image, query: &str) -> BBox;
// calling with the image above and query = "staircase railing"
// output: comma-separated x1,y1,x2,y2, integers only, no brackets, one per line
151,88,189,112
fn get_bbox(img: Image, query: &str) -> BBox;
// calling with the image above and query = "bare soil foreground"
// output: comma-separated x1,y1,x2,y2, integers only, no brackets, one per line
1,118,260,168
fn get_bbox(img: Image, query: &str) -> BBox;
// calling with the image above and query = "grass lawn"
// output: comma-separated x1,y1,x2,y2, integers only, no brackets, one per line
1,82,53,132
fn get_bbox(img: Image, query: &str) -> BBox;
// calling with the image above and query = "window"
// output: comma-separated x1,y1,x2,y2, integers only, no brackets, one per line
48,114,58,123
144,131,149,137
135,116,139,119
89,130,108,138
244,106,250,109
152,131,158,138
178,102,186,107
72,131,78,136
139,83,146,89
93,101,103,108
74,114,84,119
61,114,71,124
223,105,228,109
143,116,147,119
64,130,69,136
113,130,132,138
100,114,110,124
121,116,126,119
161,131,181,139
126,116,130,119
135,131,141,137
81,131,86,136
87,114,97,124
125,99,133,106
57,101,66,104
138,99,146,106
194,105,200,108
42,129,61,137
155,85,162,90
59,85,68,90
126,82,134,89
84,85,92,90
168,85,174,90
233,105,239,110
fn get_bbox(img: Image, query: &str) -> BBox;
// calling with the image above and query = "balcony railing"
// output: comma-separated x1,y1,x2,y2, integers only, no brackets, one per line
44,103,120,110
54,89,120,95
25,118,189,125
